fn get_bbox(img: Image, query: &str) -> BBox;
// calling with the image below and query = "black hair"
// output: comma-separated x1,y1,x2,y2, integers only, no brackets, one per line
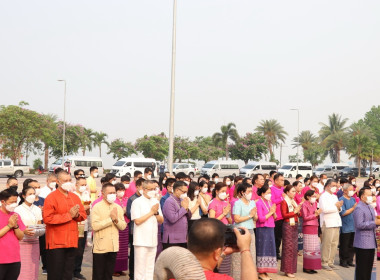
284,185,295,194
203,174,210,181
212,173,219,179
304,177,310,184
339,177,348,184
74,169,85,177
236,182,252,197
105,173,116,182
173,181,187,191
19,186,35,205
100,177,107,184
242,177,252,184
134,170,143,177
54,167,64,174
101,182,115,191
23,178,34,189
363,180,371,188
228,175,234,182
136,178,146,188
252,173,263,183
207,181,215,193
320,173,327,179
359,186,371,199
284,179,291,186
6,177,17,185
292,181,301,187
144,167,152,174
273,173,283,181
197,176,205,183
121,175,131,182
324,179,337,189
257,183,270,197
269,170,277,177
296,174,303,180
304,189,315,200
188,182,199,201
0,189,19,202
114,183,125,192
90,166,98,173
164,178,176,189
212,182,225,199
188,218,226,256
175,172,187,180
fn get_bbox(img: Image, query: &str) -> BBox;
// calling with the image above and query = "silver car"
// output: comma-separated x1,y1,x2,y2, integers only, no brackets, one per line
173,163,197,178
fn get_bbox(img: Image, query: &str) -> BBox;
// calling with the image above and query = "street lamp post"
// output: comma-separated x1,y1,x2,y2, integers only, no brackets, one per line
168,0,177,174
57,80,66,168
291,109,299,175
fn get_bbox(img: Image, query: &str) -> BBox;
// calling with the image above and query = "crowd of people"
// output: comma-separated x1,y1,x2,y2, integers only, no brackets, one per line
0,166,379,280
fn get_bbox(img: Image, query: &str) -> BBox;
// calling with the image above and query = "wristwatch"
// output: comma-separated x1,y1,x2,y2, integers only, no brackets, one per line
154,212,159,216
14,225,19,229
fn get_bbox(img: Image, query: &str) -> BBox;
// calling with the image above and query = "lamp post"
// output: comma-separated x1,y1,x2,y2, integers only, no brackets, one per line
57,80,66,168
291,109,300,175
168,0,177,174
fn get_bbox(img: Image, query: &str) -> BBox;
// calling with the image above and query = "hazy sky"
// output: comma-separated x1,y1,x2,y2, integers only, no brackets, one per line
1,1,379,168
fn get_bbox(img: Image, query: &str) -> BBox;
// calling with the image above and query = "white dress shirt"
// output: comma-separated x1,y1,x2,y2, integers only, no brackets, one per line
319,191,342,228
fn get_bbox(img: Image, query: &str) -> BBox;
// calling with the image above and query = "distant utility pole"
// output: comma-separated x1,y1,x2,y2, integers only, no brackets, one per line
291,109,300,174
57,80,67,167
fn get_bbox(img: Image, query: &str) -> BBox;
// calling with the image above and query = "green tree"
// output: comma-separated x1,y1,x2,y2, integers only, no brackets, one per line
212,123,238,159
79,127,94,156
107,139,136,160
347,121,376,176
135,133,169,161
33,158,43,170
173,136,199,162
229,133,268,164
319,113,349,163
39,114,59,169
303,143,327,167
255,119,288,161
193,136,224,163
50,123,86,158
0,102,44,163
292,130,318,160
93,132,109,157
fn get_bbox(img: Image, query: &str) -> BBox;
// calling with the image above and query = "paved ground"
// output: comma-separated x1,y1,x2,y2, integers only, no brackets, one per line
0,174,375,280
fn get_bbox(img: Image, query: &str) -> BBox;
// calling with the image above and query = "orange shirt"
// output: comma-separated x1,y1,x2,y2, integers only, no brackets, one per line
43,189,86,249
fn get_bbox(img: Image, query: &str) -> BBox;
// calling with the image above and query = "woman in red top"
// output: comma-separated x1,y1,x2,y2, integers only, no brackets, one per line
280,185,301,278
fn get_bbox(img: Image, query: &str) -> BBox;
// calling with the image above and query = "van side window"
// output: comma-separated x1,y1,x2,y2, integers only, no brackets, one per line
4,161,11,166
214,165,220,169
221,164,228,169
254,165,260,170
126,162,132,167
299,166,312,171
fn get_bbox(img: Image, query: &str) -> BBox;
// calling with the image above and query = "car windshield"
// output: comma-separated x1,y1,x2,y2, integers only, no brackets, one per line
53,159,62,165
366,167,371,171
342,167,351,172
173,163,179,169
203,163,215,169
316,167,324,171
113,161,126,167
280,165,292,170
242,165,255,169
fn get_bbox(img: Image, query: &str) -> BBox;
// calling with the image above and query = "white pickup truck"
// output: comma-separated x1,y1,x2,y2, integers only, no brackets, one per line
0,159,30,178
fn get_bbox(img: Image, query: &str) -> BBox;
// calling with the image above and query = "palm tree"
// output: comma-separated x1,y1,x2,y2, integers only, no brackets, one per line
93,132,109,157
319,113,349,163
347,121,375,176
255,119,287,160
212,123,238,159
80,128,94,156
292,130,317,160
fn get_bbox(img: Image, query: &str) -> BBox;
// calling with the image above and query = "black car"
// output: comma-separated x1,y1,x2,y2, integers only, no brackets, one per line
339,167,366,178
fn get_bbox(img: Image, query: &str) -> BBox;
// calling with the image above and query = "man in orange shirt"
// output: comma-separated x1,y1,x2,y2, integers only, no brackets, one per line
43,171,87,280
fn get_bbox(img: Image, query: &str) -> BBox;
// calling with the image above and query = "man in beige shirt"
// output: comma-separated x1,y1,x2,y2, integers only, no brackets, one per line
91,182,127,280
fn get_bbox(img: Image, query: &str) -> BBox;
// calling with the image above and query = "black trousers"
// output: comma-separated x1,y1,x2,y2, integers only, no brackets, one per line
74,231,87,276
162,242,187,250
47,248,77,280
129,233,135,280
39,234,47,270
92,252,117,280
0,262,21,280
339,232,355,264
354,247,375,280
274,219,284,256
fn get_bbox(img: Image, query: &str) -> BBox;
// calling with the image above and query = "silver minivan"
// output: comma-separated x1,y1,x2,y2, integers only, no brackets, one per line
201,160,240,177
239,162,277,178
313,164,348,179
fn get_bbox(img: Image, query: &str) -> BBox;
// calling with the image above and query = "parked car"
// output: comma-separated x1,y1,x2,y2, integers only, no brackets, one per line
366,165,380,178
111,157,156,178
313,163,349,179
172,163,197,178
0,159,30,178
339,167,366,178
49,156,104,177
278,163,312,178
239,161,277,178
201,160,240,177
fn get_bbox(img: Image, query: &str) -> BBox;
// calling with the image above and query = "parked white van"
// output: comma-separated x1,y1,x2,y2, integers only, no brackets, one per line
239,162,277,178
111,158,156,178
366,165,380,178
49,156,104,176
201,160,240,177
278,163,312,178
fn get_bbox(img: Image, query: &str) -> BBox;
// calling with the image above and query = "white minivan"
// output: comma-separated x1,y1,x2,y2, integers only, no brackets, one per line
49,156,104,176
278,162,313,178
366,165,380,178
239,162,277,178
201,160,240,177
111,158,156,178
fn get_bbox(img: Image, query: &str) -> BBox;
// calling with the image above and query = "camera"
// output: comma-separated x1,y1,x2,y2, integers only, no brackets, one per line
224,225,245,247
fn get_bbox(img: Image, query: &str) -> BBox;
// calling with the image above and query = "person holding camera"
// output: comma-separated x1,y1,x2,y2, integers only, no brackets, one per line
231,183,258,280
256,183,277,280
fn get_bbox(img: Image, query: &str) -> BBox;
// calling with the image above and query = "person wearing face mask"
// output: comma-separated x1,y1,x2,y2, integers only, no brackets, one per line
255,183,277,279
376,182,380,260
74,169,86,180
131,180,164,280
86,166,99,202
14,186,45,280
198,181,211,217
5,177,19,193
126,178,145,280
212,173,220,184
223,176,232,197
292,181,304,257
251,174,265,201
0,189,25,280
338,184,357,268
336,178,349,199
187,182,206,233
144,167,153,180
39,173,58,200
206,181,215,198
319,179,343,271
301,190,322,274
91,183,127,280
301,175,320,199
317,174,328,194
43,171,87,280
162,181,191,250
231,183,257,280
124,171,143,199
353,187,380,280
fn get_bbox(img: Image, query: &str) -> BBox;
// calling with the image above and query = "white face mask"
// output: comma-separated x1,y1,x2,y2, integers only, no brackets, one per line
264,194,272,201
106,193,116,204
34,189,41,196
162,180,166,184
310,197,317,204
371,202,377,209
93,172,99,178
185,181,190,186
139,189,143,195
348,190,355,197
352,181,356,185
194,190,199,196
61,182,72,192
112,180,117,185
5,202,18,212
376,184,380,187
244,193,252,200
147,175,152,180
330,187,337,193
312,182,318,188
25,194,36,204
201,187,208,194
180,193,188,200
49,182,56,189
322,179,327,185
218,192,227,200
124,184,130,189
366,196,374,204
214,178,219,183
117,191,125,198
301,183,305,188
226,181,231,186
371,188,376,194
79,186,87,193
147,190,156,199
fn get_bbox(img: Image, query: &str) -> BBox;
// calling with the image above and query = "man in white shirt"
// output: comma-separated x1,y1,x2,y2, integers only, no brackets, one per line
39,173,58,199
131,180,164,280
319,179,343,270
317,174,328,193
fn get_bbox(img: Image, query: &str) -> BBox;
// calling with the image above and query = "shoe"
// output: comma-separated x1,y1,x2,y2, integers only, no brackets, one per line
329,264,339,270
340,263,349,268
322,265,332,271
42,270,48,275
112,273,121,277
311,270,318,274
120,272,127,276
303,269,314,274
74,274,87,280
348,263,355,267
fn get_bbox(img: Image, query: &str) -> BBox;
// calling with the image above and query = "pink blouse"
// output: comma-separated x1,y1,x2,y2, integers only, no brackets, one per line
256,198,275,228
209,199,229,225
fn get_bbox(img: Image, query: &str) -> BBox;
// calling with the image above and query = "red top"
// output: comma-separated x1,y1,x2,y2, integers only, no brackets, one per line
43,189,86,249
280,200,299,223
